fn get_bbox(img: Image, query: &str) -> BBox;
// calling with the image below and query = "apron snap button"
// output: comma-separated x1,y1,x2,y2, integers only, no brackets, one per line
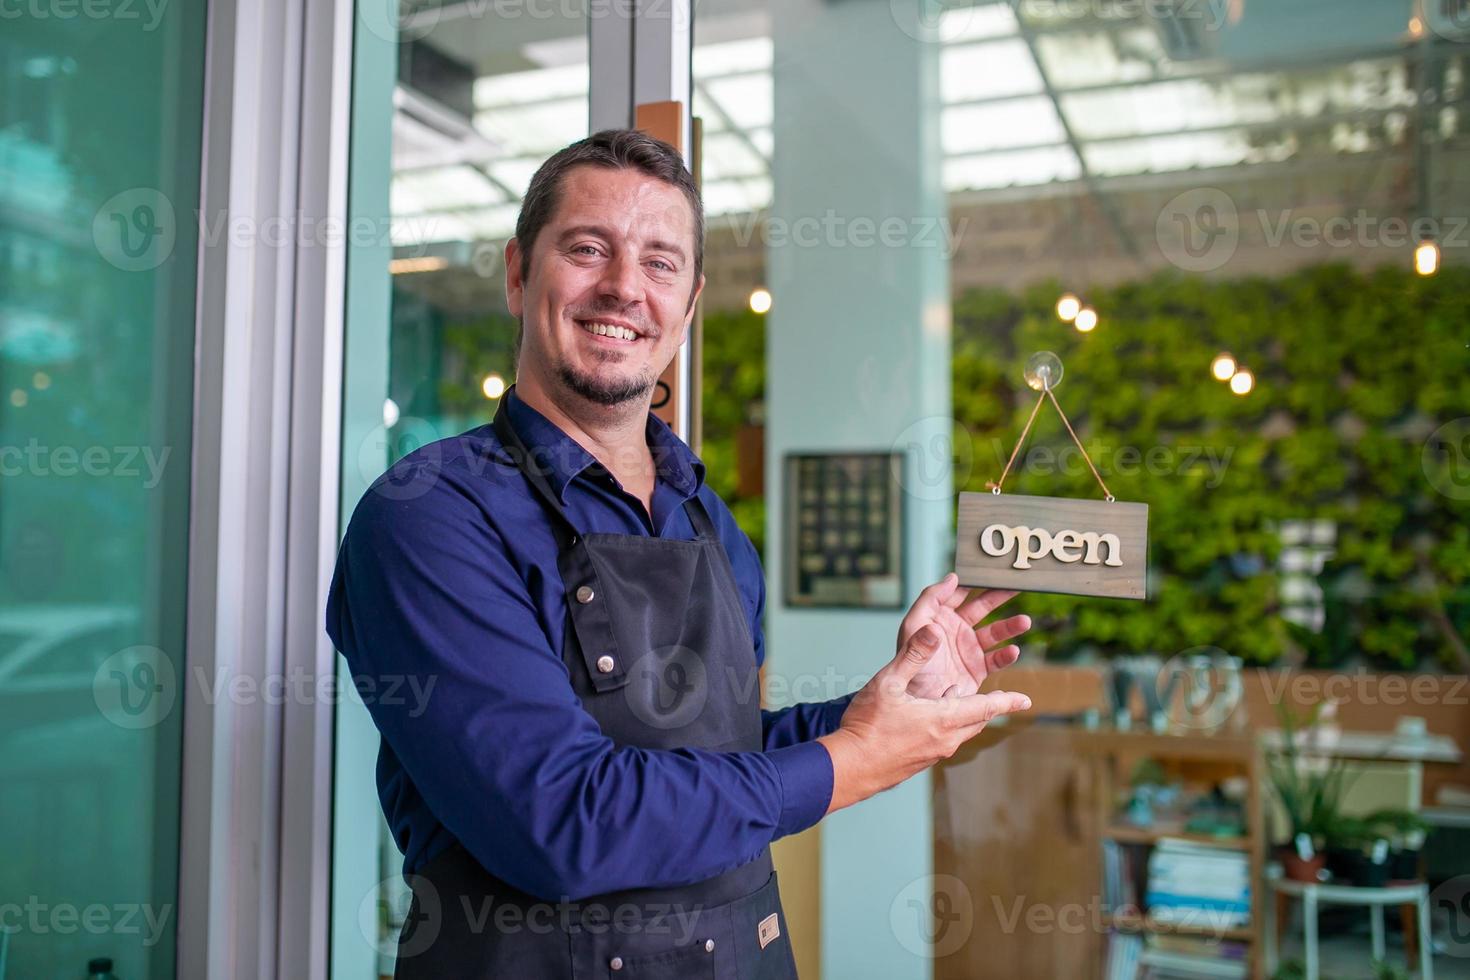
704,939,715,952
575,585,595,604
596,655,616,673
609,955,624,971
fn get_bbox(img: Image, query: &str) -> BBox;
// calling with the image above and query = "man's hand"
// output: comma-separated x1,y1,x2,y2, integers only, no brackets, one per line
896,572,1031,700
817,625,1033,814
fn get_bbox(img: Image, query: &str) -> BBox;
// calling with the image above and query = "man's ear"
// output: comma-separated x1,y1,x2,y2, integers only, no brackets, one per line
504,238,524,318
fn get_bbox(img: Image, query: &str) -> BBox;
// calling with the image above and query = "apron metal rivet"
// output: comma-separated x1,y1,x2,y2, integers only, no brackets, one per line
609,956,624,971
705,939,715,952
575,585,595,604
596,655,616,674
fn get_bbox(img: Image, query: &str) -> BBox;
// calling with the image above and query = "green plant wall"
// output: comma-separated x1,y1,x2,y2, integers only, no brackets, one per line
702,264,1470,669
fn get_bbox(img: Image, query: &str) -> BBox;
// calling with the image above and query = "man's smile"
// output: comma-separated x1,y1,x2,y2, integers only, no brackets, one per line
574,317,648,345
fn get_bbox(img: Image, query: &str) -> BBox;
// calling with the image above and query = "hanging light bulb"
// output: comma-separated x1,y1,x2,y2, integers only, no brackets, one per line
748,287,772,314
1073,307,1098,332
1230,368,1254,396
482,373,506,400
1414,239,1440,277
1211,353,1237,382
1055,293,1081,322
383,397,400,428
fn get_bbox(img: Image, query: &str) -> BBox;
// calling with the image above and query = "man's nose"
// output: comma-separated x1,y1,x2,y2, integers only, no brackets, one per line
597,250,645,305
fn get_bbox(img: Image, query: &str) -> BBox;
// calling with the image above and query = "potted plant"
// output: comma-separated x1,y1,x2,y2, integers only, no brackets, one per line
1266,702,1356,882
1364,808,1430,881
1321,813,1371,884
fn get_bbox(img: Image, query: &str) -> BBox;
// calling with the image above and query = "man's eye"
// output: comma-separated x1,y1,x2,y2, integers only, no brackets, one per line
648,259,674,272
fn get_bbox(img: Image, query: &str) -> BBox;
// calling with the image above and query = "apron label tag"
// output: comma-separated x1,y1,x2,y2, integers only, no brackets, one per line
758,913,780,950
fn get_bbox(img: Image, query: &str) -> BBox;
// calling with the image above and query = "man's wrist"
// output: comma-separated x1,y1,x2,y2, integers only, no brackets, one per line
816,728,868,814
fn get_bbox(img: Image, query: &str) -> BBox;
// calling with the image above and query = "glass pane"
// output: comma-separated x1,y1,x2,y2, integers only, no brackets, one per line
695,0,1470,977
0,6,206,980
333,5,588,977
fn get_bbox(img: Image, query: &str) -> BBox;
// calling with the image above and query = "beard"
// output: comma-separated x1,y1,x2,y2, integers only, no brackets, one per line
555,355,657,407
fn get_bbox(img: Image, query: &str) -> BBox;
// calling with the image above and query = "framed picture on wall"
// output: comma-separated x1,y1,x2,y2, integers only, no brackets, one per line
782,452,904,609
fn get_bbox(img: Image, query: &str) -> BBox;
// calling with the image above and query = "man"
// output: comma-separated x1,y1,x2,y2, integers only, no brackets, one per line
327,129,1034,979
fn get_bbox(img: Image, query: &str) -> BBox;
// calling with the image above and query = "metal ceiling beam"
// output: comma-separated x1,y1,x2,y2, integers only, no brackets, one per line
1013,16,1141,262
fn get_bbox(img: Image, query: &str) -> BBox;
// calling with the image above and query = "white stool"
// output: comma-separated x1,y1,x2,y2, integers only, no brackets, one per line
1263,866,1433,979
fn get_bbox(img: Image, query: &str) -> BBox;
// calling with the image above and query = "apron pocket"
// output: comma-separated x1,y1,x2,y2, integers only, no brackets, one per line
598,943,718,979
724,872,797,980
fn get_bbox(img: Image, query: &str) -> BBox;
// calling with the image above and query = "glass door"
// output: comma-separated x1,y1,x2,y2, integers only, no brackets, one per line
332,5,591,976
0,5,208,979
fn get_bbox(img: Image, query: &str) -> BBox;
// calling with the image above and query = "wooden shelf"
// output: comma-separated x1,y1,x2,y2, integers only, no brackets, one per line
1104,912,1254,943
1104,825,1251,850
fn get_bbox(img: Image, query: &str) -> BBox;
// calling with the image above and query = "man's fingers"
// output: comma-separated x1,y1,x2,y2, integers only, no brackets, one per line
955,588,1019,627
976,613,1031,652
896,574,960,651
890,624,944,686
944,689,1032,728
983,644,1022,675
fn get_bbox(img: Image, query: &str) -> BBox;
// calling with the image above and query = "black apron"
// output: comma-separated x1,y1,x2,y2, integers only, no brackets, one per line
393,397,800,980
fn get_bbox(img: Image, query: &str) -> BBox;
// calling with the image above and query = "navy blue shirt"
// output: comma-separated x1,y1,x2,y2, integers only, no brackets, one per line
326,386,851,900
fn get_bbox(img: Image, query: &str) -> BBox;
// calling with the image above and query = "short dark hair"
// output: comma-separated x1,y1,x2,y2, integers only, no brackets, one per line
514,129,705,290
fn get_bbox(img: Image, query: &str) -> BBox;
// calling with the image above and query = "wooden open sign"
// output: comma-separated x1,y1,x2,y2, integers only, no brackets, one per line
955,492,1149,600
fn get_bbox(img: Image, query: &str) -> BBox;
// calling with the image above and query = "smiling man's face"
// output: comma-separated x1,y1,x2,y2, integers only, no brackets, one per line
507,165,704,410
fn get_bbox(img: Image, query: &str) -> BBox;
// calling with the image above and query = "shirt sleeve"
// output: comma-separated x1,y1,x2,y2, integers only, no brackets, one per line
326,464,832,902
761,696,856,749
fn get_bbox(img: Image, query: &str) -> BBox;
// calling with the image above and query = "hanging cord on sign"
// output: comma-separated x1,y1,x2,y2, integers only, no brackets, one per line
988,387,1115,503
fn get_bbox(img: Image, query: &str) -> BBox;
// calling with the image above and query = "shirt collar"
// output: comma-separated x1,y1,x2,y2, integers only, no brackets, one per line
501,384,705,502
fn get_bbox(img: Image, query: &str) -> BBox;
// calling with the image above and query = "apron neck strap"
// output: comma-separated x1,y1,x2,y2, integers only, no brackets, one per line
492,394,714,543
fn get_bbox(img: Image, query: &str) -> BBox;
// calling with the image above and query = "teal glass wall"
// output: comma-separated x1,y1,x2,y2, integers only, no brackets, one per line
0,5,206,979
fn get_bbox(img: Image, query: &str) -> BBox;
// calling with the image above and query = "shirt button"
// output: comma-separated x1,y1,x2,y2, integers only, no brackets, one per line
705,939,715,953
596,655,616,674
575,585,595,604
609,956,624,971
